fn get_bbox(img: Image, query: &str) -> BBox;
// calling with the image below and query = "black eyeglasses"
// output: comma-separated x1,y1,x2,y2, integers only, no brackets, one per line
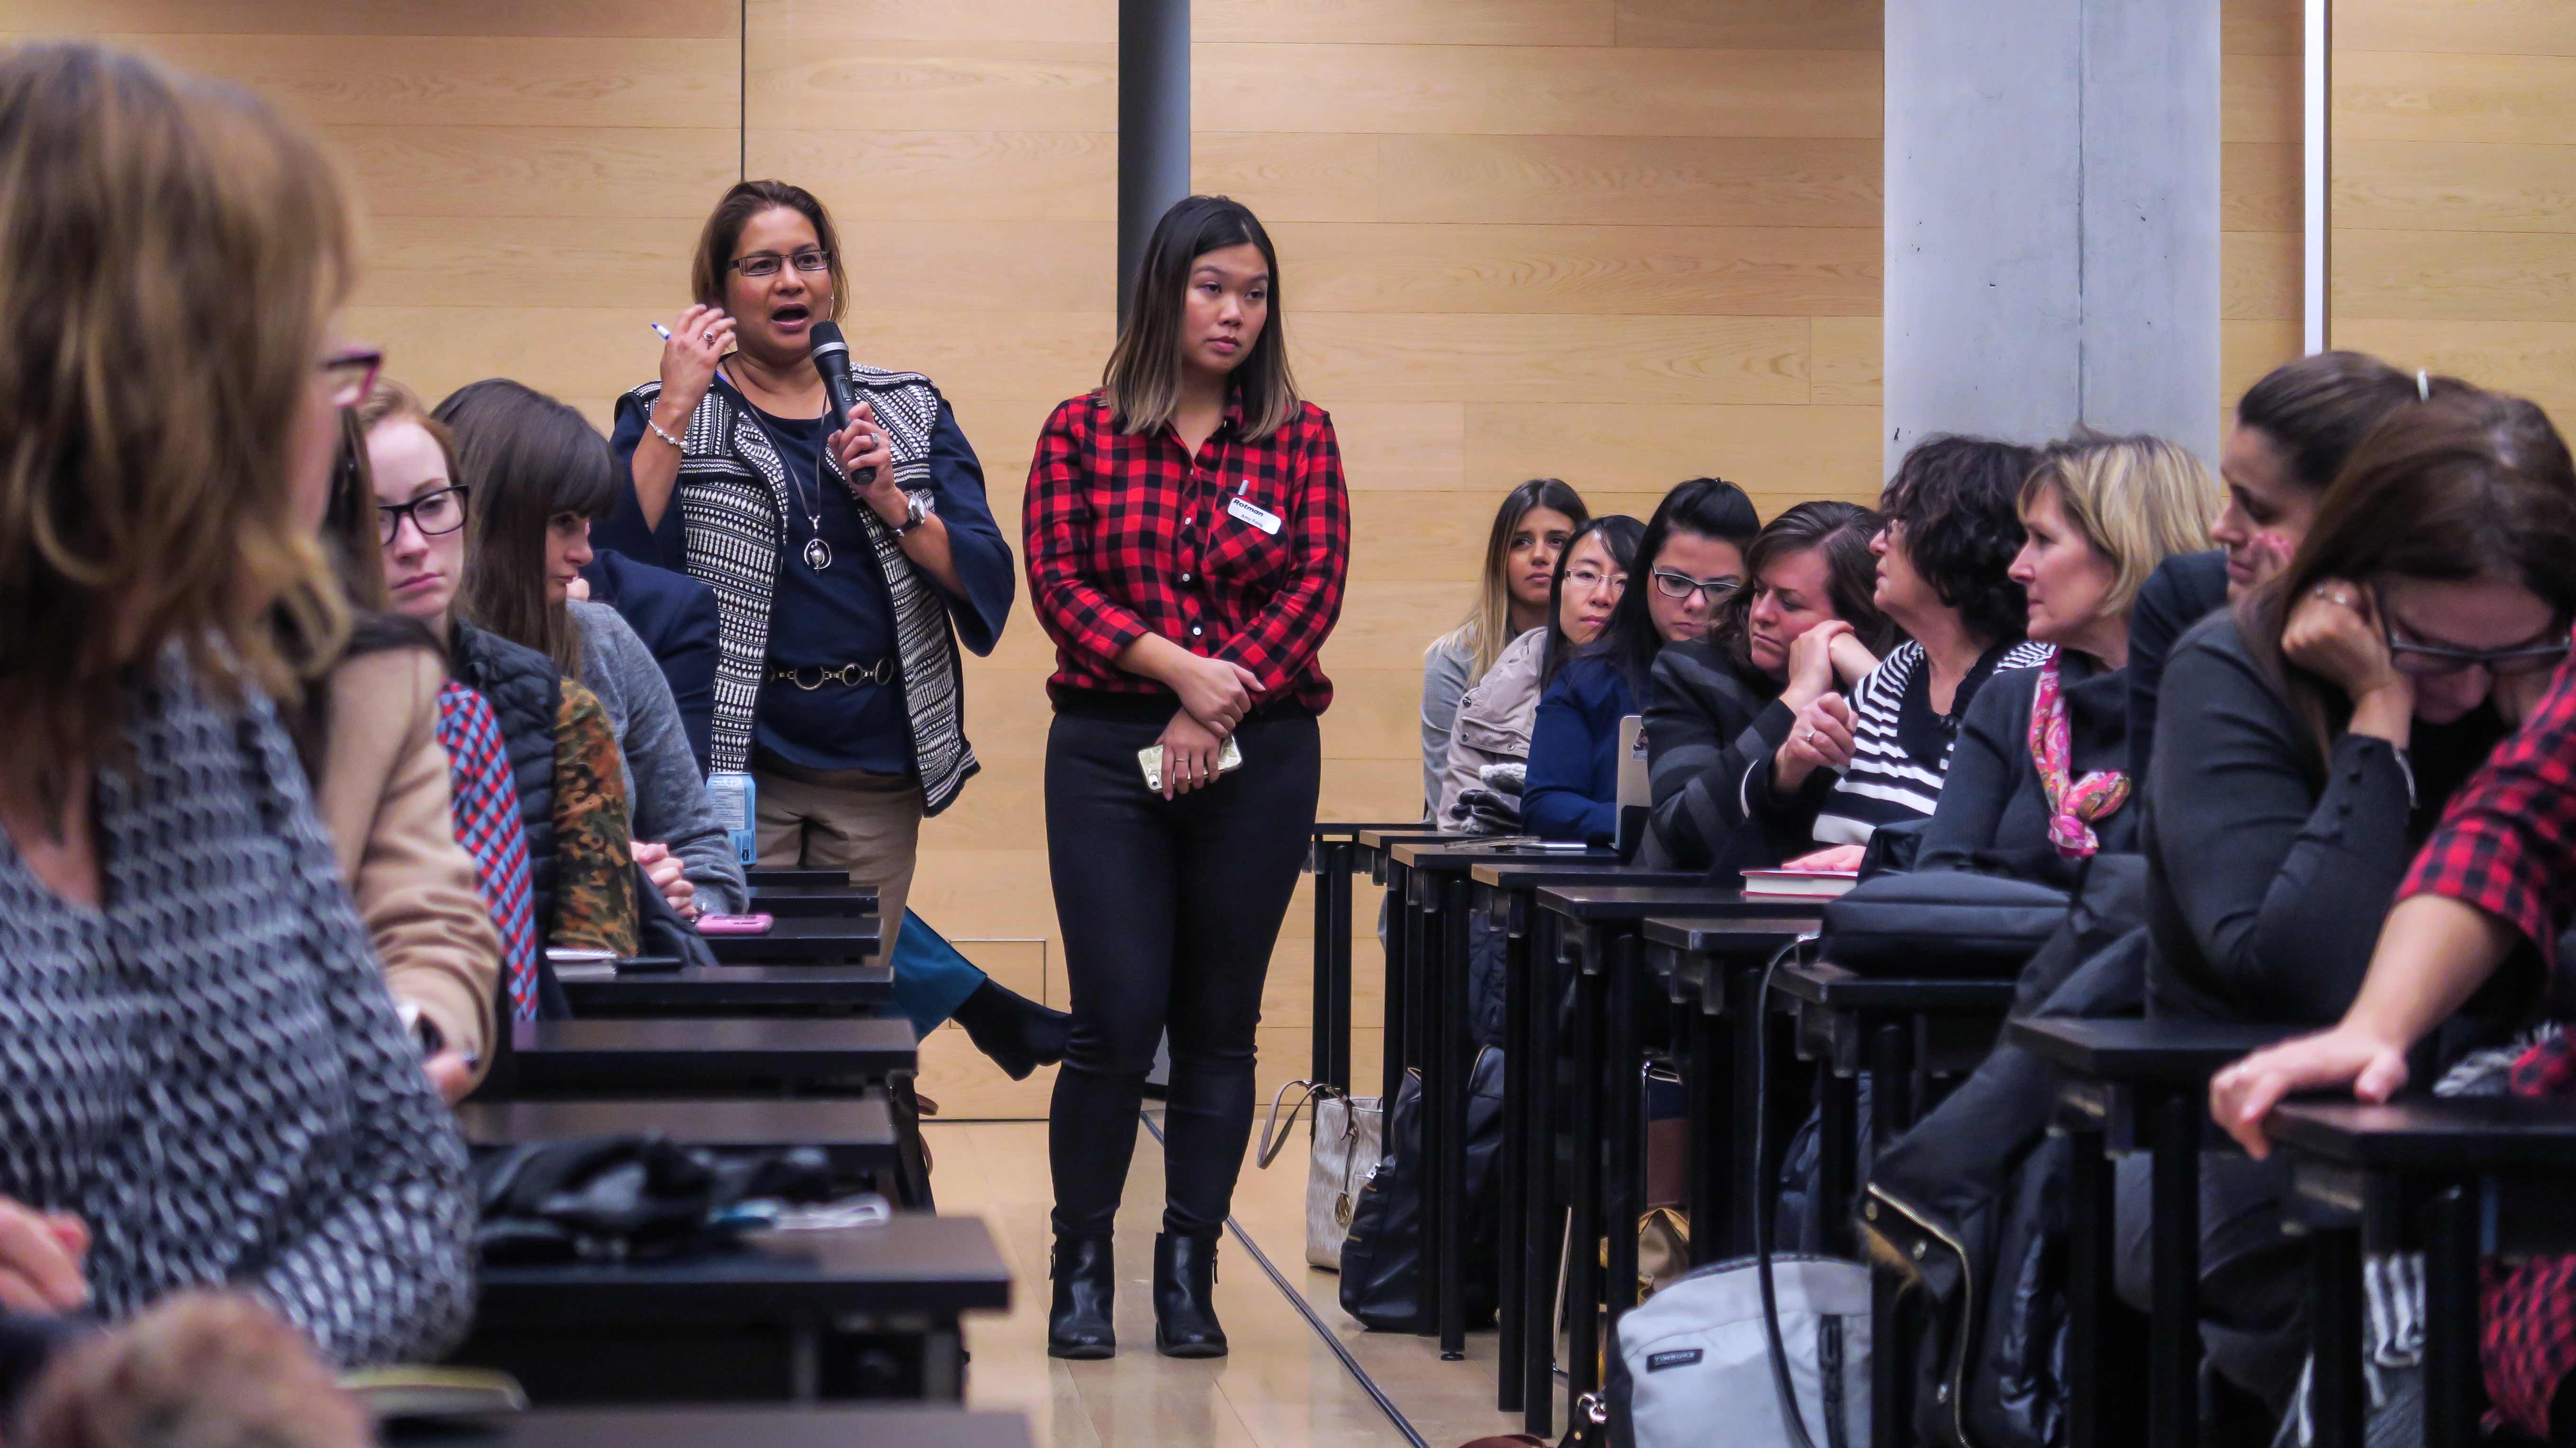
2376,586,2571,678
1650,569,1742,603
729,250,832,279
379,486,470,545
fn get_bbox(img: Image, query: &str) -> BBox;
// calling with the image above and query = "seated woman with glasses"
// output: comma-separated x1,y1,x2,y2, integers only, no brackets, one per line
2155,382,2576,1425
1643,498,1892,872
1747,439,2049,874
361,379,641,1002
1526,478,1761,846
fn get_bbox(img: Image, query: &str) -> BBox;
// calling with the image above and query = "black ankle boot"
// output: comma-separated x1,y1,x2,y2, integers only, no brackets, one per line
1152,1232,1227,1358
1047,1235,1116,1359
954,979,1073,1081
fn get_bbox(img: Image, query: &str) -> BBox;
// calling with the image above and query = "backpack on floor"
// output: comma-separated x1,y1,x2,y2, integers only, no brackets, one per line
1611,1253,1874,1448
1338,1046,1505,1332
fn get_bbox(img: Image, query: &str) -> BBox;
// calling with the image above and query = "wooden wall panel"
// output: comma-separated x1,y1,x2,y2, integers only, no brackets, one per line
1196,0,1886,895
2224,0,2305,437
2332,0,2576,424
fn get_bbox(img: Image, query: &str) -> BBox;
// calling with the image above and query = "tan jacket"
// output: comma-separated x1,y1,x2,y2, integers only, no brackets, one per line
1432,626,1549,830
313,649,503,1086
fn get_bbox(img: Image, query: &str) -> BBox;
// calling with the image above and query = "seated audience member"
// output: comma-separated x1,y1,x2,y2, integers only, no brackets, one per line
2128,351,2425,780
18,1294,371,1448
2143,381,2574,1418
1528,480,1759,845
434,378,749,923
1435,515,1641,833
1421,478,1586,816
0,39,470,1363
361,380,641,961
578,548,721,774
1642,497,1890,871
280,410,507,1101
1755,438,2049,872
1916,433,2218,883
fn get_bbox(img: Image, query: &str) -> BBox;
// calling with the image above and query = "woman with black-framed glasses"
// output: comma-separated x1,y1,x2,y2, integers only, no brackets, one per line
2137,382,2576,1425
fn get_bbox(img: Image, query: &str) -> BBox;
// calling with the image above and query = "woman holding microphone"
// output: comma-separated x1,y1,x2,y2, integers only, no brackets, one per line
1026,196,1350,1359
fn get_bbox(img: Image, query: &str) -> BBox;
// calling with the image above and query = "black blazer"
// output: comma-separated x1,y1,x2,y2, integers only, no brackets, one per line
1641,639,1790,871
1917,649,2136,888
581,549,721,774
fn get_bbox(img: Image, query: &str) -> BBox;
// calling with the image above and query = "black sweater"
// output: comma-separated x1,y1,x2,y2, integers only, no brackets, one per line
2143,613,2503,1024
1917,648,2137,888
1641,639,1790,872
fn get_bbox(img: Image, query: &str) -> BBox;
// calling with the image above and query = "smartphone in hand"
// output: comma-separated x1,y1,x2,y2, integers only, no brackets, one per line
696,913,775,935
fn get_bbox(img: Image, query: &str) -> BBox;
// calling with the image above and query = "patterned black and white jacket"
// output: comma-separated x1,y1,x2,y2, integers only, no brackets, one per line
0,663,476,1365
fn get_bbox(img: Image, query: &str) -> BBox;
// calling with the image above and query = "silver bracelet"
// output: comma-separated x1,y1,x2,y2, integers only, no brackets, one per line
647,415,685,450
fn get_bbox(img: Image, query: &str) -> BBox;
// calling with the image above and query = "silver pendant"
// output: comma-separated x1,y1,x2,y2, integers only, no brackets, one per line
803,537,833,570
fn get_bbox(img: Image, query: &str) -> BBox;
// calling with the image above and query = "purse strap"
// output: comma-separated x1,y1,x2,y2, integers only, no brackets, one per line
1256,1079,1342,1168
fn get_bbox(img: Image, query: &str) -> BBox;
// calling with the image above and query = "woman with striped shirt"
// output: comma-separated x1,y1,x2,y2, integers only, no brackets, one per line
1761,437,2051,871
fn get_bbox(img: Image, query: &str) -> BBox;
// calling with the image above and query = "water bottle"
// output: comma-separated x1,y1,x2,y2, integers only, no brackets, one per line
708,770,757,865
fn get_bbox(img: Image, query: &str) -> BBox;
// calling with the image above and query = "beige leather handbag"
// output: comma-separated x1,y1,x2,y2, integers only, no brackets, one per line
1256,1079,1385,1271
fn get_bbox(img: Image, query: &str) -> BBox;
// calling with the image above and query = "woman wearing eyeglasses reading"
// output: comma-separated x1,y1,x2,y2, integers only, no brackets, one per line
1638,497,1891,870
2159,384,2576,1425
1525,478,1762,846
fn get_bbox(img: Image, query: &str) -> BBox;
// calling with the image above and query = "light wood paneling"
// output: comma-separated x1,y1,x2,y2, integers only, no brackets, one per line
748,0,1114,45
2224,0,2304,402
1273,222,1880,316
1289,312,1813,405
8,0,740,37
1377,135,1882,227
745,39,1116,134
96,33,737,128
1615,0,1879,52
2332,4,2576,416
1199,0,1615,47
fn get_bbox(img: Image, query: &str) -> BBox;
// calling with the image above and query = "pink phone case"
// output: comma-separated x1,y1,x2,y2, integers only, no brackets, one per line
696,912,775,935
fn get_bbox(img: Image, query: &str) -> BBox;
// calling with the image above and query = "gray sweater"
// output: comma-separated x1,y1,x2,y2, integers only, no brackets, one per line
571,600,749,914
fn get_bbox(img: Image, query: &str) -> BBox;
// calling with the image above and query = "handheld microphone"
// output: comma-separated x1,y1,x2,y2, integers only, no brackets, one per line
808,321,873,483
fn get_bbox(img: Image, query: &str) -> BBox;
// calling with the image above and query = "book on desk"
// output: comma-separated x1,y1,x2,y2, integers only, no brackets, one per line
1740,868,1860,901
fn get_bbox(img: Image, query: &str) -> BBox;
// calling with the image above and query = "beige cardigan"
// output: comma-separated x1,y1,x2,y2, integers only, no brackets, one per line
1431,626,1550,830
313,649,502,1085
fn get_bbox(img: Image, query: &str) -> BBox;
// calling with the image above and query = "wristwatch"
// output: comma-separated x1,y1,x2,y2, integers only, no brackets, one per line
892,489,937,537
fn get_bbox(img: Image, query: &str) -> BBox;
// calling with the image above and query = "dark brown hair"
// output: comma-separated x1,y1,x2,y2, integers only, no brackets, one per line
1104,195,1300,441
691,179,848,323
1877,434,2040,647
1715,500,1898,674
0,41,353,816
2242,383,2576,764
435,379,620,674
2236,351,2423,491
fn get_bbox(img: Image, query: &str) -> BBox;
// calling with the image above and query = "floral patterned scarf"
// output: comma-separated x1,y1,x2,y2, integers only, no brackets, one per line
2026,653,2130,858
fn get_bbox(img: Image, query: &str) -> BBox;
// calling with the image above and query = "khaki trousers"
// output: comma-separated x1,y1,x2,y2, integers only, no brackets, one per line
753,756,922,961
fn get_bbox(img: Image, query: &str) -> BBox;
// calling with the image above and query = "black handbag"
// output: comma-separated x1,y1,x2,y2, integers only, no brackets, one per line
1337,1047,1506,1332
1818,870,2071,978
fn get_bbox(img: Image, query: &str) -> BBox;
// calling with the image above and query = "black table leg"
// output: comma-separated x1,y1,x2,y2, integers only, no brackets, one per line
1818,1058,1858,1258
1437,876,1469,1360
1727,965,1766,1259
1686,989,1728,1267
1497,890,1528,1411
2422,1182,2480,1448
1380,859,1407,1108
1524,909,1562,1439
1870,1263,1912,1448
2307,1220,2365,1448
1409,869,1446,1342
2066,1116,2130,1448
1328,844,1353,1092
1566,924,1605,1414
2148,1089,2203,1448
1311,841,1331,1086
1604,928,1642,1355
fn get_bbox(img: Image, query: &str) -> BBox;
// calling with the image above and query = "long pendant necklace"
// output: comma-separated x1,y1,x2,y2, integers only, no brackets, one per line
727,365,832,571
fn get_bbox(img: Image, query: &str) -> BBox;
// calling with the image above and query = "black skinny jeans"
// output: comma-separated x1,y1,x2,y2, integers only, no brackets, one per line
1044,705,1321,1241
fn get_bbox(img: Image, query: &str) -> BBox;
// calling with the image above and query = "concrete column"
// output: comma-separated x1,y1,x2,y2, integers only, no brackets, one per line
1119,0,1191,327
1884,0,2221,470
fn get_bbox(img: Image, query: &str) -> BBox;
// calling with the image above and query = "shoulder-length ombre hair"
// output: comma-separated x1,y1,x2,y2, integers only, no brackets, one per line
0,41,353,813
1104,195,1301,441
434,380,621,675
1442,478,1589,683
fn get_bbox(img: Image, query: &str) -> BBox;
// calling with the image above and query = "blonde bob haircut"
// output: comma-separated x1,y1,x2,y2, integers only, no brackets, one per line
0,41,353,813
2017,432,2220,621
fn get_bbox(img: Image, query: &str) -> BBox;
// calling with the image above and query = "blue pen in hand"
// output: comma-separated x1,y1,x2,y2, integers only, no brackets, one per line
649,321,673,341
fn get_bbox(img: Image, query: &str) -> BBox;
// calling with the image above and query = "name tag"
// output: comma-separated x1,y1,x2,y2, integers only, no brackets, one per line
1226,495,1283,536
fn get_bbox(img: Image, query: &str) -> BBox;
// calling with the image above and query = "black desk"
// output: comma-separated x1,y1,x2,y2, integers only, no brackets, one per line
454,1216,1011,1404
389,1406,1033,1448
1533,881,1829,1425
2011,1017,2294,1448
562,965,893,1016
704,915,882,965
507,1018,917,1094
2274,1096,2576,1448
1307,819,1433,1090
745,868,852,890
454,1095,901,1178
750,884,882,920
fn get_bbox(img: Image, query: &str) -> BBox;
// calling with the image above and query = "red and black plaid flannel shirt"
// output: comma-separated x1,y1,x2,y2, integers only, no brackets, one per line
1023,390,1350,712
2397,648,2576,1438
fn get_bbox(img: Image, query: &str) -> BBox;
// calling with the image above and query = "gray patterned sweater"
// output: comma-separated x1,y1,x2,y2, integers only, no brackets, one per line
0,666,476,1364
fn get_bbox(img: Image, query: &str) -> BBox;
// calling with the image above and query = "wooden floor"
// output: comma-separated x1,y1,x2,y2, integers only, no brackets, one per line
928,1110,1528,1448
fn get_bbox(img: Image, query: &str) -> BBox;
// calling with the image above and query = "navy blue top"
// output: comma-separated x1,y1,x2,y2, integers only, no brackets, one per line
1523,657,1640,846
601,381,1015,777
578,549,720,773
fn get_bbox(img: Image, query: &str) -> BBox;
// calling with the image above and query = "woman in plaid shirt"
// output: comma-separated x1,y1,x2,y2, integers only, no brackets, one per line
1024,197,1349,1361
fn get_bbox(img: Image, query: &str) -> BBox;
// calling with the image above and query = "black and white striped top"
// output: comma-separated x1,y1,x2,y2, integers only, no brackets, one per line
1808,639,2053,845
